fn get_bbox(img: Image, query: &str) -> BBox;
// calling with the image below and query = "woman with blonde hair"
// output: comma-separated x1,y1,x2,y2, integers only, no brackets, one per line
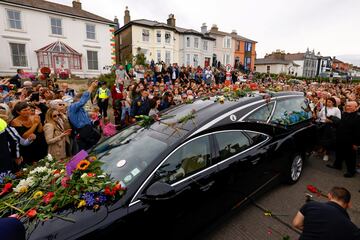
44,108,71,160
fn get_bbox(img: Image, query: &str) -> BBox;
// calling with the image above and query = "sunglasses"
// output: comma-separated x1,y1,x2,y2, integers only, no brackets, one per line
58,104,65,106
52,114,61,118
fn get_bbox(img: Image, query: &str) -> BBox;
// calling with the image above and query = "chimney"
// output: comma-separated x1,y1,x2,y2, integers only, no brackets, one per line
201,23,207,34
72,0,81,10
210,24,218,32
114,16,119,30
231,29,237,36
167,14,176,27
124,6,130,25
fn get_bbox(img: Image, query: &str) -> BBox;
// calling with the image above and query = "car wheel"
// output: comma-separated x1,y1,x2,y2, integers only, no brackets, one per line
285,153,303,184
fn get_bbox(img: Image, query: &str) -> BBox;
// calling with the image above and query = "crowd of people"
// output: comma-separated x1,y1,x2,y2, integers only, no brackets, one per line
0,63,359,174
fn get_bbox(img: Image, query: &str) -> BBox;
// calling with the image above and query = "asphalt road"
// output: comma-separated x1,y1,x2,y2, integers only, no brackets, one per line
196,153,360,240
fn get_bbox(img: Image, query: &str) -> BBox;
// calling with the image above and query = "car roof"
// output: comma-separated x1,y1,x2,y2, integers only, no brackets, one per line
147,91,304,143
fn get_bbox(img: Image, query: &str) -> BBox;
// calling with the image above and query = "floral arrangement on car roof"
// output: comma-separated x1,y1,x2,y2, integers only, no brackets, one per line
0,153,126,223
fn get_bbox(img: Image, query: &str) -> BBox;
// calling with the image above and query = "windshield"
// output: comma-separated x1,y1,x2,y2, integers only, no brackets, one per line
91,125,168,187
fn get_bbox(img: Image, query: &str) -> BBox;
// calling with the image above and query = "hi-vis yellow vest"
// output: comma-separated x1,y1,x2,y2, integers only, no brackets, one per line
0,118,7,133
98,88,109,99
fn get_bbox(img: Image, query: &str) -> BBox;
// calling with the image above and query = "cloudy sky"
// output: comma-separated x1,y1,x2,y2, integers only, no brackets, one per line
54,0,360,65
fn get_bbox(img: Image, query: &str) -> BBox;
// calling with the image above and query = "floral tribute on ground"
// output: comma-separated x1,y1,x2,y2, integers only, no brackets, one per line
0,153,126,223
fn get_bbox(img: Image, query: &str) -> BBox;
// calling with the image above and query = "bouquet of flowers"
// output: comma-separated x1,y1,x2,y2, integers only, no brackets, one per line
0,154,125,223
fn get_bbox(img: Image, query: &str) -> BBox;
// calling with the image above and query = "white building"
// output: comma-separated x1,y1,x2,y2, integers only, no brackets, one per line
255,58,300,75
178,26,215,67
0,0,116,78
206,24,234,67
115,9,215,67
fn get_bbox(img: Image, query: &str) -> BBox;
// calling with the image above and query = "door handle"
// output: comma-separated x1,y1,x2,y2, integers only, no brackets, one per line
251,157,261,165
199,181,215,192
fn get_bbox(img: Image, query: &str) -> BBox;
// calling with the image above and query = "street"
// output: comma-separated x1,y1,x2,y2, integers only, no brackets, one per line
196,153,360,240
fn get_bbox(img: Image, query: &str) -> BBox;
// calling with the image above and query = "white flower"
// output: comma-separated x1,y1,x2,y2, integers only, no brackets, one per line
97,175,105,178
47,154,53,161
45,162,50,168
53,173,60,178
80,173,88,179
13,177,35,193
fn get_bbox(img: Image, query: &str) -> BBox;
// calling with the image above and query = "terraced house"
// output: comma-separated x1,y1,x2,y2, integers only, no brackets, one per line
0,0,116,77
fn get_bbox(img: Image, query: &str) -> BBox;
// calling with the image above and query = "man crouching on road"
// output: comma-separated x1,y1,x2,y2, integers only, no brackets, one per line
292,186,360,240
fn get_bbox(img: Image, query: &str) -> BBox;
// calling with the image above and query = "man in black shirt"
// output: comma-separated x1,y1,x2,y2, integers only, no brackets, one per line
293,186,360,240
9,69,23,89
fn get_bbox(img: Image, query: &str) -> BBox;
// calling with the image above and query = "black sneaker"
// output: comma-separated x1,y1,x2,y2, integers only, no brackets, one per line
326,164,341,170
344,173,355,178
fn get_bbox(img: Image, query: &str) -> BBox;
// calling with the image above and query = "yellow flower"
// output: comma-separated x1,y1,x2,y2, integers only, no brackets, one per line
19,186,28,193
33,191,44,199
77,200,86,208
76,160,91,171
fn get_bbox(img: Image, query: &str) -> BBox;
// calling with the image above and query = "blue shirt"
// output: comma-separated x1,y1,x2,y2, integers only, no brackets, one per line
68,91,92,129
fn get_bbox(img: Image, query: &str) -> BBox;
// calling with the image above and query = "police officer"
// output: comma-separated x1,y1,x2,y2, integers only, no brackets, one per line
95,82,111,119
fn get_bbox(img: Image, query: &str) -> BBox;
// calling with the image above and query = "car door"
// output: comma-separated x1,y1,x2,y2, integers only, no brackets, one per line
126,134,221,239
213,130,271,210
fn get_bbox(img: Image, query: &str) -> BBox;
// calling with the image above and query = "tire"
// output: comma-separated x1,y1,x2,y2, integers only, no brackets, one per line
284,153,303,184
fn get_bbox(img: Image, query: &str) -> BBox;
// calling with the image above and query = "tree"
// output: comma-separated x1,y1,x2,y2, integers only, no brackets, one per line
134,52,146,66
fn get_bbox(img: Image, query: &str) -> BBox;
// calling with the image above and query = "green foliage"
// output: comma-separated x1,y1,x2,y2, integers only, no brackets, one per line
134,53,147,66
98,72,116,88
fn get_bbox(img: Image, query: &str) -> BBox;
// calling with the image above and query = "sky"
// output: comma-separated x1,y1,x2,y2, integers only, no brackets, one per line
53,0,360,65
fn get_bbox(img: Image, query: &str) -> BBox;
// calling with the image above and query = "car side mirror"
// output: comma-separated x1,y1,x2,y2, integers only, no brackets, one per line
140,182,176,202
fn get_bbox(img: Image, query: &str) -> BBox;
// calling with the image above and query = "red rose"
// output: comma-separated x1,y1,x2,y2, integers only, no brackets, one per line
104,186,115,196
43,192,55,204
87,173,96,177
26,209,37,218
307,185,318,194
0,183,13,196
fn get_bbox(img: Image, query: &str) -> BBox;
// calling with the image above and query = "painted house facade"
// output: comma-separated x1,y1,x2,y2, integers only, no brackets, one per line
0,0,115,78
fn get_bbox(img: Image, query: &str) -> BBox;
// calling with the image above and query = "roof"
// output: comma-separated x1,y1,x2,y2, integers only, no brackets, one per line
208,28,257,43
36,41,81,55
255,58,294,65
284,53,306,61
116,19,215,40
1,0,114,24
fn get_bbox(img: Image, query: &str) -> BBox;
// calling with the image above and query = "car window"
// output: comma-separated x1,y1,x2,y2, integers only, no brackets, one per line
92,126,168,187
270,97,311,125
153,136,211,184
215,131,251,161
245,102,275,122
245,131,268,145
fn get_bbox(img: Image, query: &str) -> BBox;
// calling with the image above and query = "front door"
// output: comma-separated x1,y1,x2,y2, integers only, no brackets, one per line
204,57,210,67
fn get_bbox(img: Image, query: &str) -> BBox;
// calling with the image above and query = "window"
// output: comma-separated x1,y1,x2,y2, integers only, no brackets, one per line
223,36,231,48
9,43,27,67
50,17,62,35
87,51,98,70
86,24,96,40
194,37,199,48
165,51,171,65
7,9,22,30
156,31,161,43
267,66,270,73
165,32,171,44
186,37,190,47
193,54,199,67
186,54,191,66
203,40,208,51
215,131,250,161
142,29,149,42
245,57,251,70
153,136,211,184
245,42,252,52
245,102,275,122
271,97,311,125
236,41,240,51
223,54,230,65
157,50,161,62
